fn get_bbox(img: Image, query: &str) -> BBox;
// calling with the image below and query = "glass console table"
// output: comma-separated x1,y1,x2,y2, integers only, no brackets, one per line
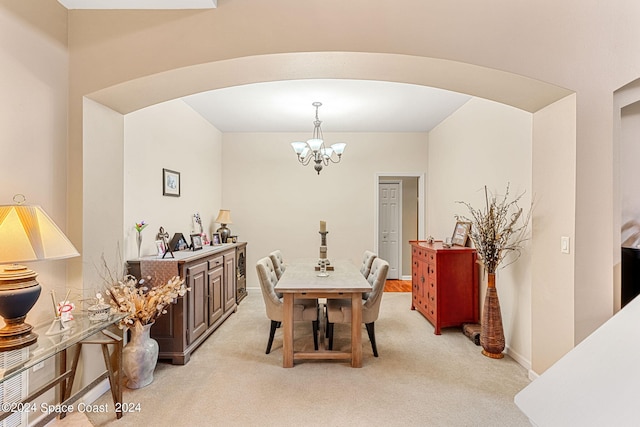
0,312,126,426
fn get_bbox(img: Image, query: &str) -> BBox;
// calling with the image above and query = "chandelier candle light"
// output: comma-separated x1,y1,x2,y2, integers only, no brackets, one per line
291,102,347,175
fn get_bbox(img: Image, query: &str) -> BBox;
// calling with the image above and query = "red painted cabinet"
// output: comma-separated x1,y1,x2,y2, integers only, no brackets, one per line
410,241,479,334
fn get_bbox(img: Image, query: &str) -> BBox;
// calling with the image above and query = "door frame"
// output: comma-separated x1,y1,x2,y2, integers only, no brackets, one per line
374,172,426,280
379,180,402,280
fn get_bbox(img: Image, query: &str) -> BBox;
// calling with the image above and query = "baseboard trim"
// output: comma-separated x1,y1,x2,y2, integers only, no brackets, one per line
505,345,531,372
82,378,111,404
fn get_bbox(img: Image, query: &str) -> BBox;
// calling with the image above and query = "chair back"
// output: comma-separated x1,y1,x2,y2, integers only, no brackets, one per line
269,250,286,280
256,257,283,321
359,250,377,278
362,258,389,324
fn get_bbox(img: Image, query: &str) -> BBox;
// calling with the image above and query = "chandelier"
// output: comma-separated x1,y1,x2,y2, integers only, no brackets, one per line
291,102,347,175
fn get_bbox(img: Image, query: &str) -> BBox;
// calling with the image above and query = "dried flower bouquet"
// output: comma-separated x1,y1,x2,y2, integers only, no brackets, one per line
456,184,532,274
108,275,188,329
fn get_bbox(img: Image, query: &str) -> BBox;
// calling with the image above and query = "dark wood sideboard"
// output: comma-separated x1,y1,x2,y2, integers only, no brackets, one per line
128,242,246,364
410,240,479,334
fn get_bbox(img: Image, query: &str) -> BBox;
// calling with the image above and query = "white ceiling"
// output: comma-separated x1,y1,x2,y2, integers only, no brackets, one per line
182,79,472,133
57,0,216,9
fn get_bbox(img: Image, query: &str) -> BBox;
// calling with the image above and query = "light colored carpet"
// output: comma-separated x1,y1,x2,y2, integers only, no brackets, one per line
84,292,531,427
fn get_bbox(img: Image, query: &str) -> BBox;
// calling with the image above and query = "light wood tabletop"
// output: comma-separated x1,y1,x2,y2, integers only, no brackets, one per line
275,259,372,368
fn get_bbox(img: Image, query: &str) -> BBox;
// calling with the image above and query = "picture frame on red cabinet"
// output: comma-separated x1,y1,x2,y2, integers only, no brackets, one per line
452,221,471,246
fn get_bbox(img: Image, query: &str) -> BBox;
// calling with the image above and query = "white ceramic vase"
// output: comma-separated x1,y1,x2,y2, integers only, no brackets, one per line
123,322,158,389
136,232,142,258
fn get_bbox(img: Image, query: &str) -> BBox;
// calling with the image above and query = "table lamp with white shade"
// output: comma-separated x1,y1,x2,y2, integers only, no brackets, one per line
0,197,79,350
215,209,232,243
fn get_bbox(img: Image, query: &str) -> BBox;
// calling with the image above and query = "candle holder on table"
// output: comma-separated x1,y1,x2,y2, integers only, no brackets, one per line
316,229,334,276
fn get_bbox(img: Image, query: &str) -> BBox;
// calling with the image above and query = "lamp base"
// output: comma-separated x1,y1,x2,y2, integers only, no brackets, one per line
217,225,231,244
0,264,42,351
0,317,37,350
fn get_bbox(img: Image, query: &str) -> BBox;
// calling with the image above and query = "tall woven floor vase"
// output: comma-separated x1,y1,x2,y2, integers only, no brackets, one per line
480,272,505,359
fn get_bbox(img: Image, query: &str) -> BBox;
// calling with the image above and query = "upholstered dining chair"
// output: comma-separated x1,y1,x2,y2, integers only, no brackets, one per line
360,250,377,278
359,250,377,300
269,250,286,280
326,257,389,357
256,257,319,354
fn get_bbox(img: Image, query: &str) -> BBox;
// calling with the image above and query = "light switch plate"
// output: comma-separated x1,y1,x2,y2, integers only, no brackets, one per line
561,236,570,254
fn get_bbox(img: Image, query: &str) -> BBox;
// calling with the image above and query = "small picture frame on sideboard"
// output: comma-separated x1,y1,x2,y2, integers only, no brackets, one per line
155,240,166,256
169,233,188,251
451,221,471,247
190,233,203,251
211,233,221,246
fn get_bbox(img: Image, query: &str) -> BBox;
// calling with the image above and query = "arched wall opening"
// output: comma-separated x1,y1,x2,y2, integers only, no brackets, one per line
80,51,576,376
614,78,640,313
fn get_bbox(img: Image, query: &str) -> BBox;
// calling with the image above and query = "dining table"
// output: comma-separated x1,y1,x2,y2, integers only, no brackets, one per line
274,259,372,368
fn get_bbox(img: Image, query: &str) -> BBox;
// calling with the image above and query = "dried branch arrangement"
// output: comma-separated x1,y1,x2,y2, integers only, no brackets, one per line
456,184,532,273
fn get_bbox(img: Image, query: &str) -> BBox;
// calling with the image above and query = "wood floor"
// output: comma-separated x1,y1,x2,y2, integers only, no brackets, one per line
384,279,412,292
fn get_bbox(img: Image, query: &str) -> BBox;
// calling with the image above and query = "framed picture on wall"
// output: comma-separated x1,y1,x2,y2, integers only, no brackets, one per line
451,221,471,247
163,168,180,197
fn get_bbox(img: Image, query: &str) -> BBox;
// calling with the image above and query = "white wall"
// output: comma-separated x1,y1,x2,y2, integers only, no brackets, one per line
81,97,125,396
531,94,576,374
0,3,71,421
0,2,70,327
83,98,125,295
221,132,428,287
124,99,223,261
428,98,533,367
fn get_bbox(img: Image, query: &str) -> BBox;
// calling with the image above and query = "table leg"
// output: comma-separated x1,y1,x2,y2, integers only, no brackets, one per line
351,292,363,368
282,293,294,368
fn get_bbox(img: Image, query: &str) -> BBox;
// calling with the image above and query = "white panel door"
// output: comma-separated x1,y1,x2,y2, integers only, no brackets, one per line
379,182,401,279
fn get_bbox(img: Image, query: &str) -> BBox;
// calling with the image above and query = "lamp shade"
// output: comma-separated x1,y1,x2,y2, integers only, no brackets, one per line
215,209,232,225
0,204,79,264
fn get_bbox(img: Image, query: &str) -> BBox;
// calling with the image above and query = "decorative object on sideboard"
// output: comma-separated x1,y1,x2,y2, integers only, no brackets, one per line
451,221,471,247
169,233,188,252
215,209,232,243
134,221,148,258
290,102,347,175
456,184,532,359
190,233,203,251
211,233,221,245
156,226,174,258
162,168,180,197
193,212,203,234
0,195,80,350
